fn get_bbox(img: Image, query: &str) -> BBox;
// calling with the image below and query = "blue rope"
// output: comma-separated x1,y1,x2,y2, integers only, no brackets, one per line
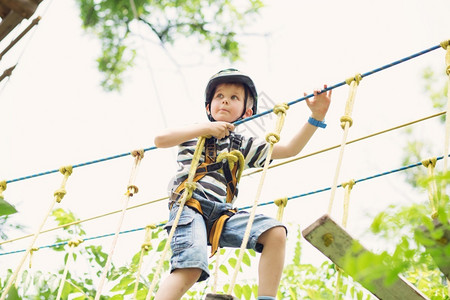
4,43,442,184
6,146,157,184
2,155,446,257
234,44,441,126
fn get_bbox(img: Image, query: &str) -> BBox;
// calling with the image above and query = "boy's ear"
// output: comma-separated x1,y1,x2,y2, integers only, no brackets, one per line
242,107,253,119
206,103,211,115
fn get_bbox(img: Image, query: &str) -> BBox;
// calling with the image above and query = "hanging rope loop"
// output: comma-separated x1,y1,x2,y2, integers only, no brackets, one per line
29,247,39,268
141,224,156,251
421,157,439,219
274,197,288,221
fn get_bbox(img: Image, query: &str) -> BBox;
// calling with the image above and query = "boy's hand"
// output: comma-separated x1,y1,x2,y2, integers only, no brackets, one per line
304,84,332,121
208,121,235,139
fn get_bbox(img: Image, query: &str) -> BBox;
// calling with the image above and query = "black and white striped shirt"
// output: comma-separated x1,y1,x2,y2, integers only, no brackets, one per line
168,133,271,204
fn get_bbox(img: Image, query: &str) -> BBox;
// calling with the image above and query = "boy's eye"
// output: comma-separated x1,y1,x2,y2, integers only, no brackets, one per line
215,93,224,99
231,95,239,100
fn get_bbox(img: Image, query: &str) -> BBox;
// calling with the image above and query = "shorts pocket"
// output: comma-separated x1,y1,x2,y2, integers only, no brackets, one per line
165,205,196,252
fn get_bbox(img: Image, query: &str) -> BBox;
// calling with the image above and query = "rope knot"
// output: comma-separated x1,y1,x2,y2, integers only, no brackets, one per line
68,238,83,247
440,39,450,50
340,116,353,129
421,157,437,168
345,74,362,85
273,103,289,115
184,182,196,200
265,132,280,145
59,166,73,176
126,185,139,197
131,149,145,159
274,197,288,208
0,180,6,193
54,188,67,203
345,73,362,85
342,179,356,190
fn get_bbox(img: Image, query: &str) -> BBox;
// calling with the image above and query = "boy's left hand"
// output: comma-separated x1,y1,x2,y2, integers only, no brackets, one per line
304,84,332,121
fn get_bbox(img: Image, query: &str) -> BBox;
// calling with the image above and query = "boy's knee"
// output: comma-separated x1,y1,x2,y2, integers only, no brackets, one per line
258,226,287,246
173,267,203,284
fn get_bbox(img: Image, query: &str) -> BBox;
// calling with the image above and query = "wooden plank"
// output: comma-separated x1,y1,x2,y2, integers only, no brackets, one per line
419,218,450,280
302,214,429,300
0,10,24,41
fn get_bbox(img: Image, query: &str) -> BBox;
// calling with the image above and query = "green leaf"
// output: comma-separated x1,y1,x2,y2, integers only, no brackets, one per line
0,197,17,216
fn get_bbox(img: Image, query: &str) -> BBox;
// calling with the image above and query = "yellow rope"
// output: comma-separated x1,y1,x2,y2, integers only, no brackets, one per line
146,136,207,300
328,74,362,215
341,179,356,228
228,103,289,295
441,40,450,213
95,150,144,300
421,157,439,219
334,179,355,300
133,224,156,300
0,166,73,300
274,197,288,222
56,238,83,300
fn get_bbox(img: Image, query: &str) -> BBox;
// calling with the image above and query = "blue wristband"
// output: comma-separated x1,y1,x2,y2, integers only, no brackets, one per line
308,116,327,128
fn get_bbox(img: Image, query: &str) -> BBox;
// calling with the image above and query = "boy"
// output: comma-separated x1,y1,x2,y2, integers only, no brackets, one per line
154,69,331,300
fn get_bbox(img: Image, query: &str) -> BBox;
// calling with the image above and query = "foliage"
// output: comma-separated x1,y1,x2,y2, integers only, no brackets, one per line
75,0,264,91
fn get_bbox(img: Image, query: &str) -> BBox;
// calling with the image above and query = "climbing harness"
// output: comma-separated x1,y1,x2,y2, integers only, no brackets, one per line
170,134,245,256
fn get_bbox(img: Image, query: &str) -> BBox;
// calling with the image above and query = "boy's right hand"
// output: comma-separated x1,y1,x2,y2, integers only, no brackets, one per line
208,121,235,139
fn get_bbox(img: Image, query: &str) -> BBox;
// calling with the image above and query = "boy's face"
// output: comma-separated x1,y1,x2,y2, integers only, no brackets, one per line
207,83,253,122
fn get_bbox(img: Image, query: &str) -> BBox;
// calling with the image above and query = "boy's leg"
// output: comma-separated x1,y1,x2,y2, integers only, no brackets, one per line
154,268,203,300
220,212,287,297
256,226,286,297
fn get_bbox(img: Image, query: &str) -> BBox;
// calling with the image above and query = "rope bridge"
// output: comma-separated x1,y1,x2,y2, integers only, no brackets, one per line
0,40,449,299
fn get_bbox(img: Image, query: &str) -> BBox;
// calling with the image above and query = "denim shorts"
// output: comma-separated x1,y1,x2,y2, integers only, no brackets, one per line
164,194,287,282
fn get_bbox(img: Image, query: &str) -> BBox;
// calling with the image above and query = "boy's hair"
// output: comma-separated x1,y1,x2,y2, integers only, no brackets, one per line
205,68,258,121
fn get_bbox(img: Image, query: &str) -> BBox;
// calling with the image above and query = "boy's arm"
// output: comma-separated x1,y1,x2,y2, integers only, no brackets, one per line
154,121,235,148
272,85,331,160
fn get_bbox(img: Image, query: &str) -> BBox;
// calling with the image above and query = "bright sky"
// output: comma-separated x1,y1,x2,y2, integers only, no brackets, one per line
1,0,449,292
